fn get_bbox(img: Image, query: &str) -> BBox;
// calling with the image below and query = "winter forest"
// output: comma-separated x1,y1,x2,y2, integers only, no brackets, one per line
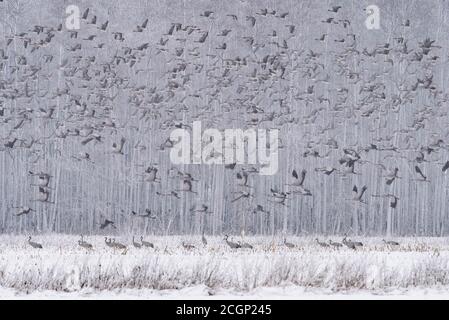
1,0,449,237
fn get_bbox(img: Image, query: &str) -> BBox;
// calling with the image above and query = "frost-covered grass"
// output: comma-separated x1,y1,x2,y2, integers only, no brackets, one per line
1,235,449,296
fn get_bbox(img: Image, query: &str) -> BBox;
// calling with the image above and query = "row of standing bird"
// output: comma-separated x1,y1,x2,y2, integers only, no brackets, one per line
26,235,399,250
316,237,399,249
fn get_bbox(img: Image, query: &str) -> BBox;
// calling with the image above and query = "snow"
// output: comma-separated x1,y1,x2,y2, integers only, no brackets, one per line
2,235,449,299
1,285,449,300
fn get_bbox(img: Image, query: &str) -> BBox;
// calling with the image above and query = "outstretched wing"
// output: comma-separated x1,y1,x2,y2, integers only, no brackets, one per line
292,169,298,179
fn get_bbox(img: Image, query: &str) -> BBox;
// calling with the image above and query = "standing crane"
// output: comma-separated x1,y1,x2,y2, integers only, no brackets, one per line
78,235,93,249
328,240,343,248
383,239,400,246
140,236,154,248
182,242,195,250
316,238,329,248
283,238,295,248
224,235,240,249
342,237,357,250
132,236,142,248
112,238,127,250
105,237,114,248
28,236,43,249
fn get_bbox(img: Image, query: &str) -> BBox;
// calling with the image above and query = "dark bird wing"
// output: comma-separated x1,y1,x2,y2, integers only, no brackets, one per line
360,186,368,197
415,166,426,179
82,8,89,19
390,196,398,209
443,161,449,172
299,170,306,185
198,32,208,43
292,169,298,179
100,21,109,30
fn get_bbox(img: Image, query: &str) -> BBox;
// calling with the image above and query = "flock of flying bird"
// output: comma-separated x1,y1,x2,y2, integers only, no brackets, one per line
1,2,449,235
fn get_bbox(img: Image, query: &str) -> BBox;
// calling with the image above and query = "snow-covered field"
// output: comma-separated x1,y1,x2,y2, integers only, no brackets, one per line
1,235,449,299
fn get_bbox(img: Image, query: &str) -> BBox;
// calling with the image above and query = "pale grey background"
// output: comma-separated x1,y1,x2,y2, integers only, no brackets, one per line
0,0,448,236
